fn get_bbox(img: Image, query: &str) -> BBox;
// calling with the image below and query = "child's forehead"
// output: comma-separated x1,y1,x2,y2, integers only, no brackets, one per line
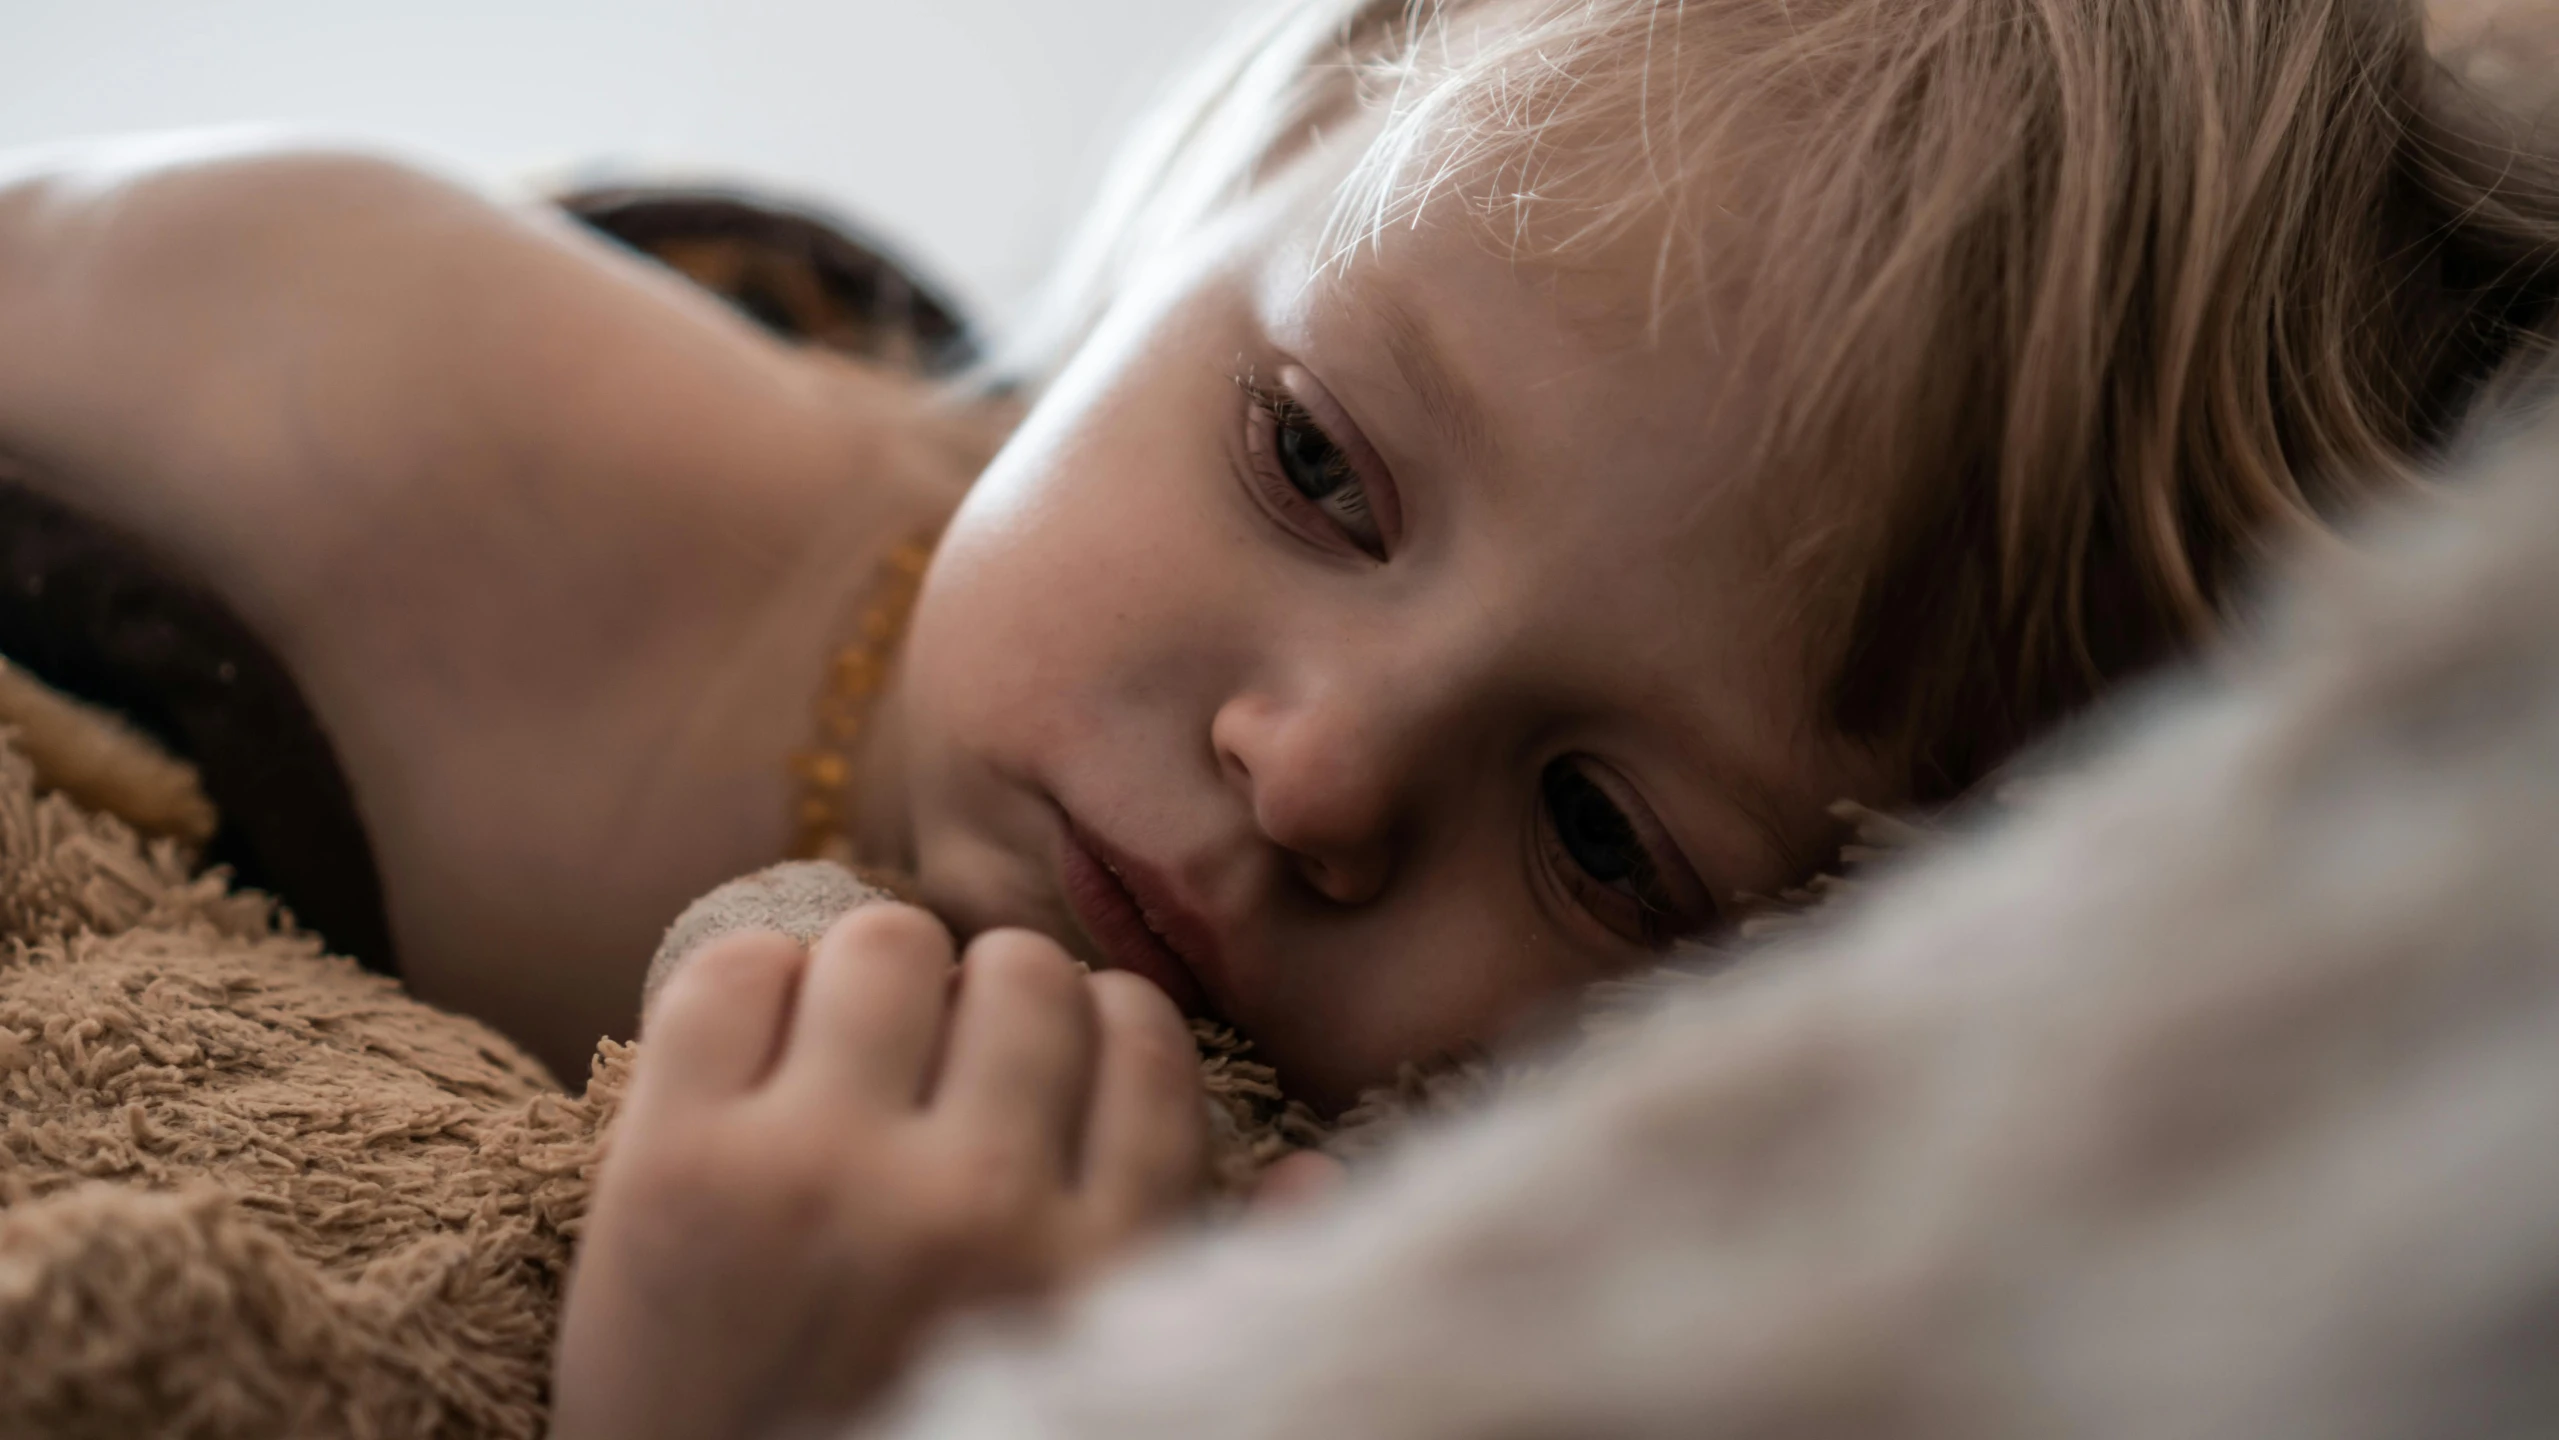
1297,111,1753,365
1277,163,1720,370
1308,37,1763,315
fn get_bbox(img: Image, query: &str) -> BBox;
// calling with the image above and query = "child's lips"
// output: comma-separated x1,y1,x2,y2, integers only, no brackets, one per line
1055,817,1221,1020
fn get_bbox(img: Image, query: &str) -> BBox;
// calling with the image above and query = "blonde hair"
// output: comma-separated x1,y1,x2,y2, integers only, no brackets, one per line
1008,0,2559,802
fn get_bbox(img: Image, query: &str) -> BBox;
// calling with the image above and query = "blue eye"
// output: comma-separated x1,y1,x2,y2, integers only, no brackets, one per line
1242,382,1387,557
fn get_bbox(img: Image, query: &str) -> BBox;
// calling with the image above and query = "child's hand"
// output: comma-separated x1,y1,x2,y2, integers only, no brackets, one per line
550,905,1208,1440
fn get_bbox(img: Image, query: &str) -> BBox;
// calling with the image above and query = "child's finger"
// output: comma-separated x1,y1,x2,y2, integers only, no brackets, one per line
1076,970,1206,1230
1248,1150,1345,1214
638,930,808,1100
932,929,1098,1173
785,903,958,1105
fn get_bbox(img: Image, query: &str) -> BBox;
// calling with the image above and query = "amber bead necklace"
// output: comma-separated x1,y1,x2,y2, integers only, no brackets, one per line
787,532,937,864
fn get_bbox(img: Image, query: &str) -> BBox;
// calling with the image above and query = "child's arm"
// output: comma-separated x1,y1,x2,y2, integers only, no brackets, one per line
0,134,871,653
550,905,1209,1440
0,137,986,1070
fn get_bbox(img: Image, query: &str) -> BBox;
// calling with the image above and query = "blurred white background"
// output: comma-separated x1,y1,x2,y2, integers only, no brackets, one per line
0,0,1260,326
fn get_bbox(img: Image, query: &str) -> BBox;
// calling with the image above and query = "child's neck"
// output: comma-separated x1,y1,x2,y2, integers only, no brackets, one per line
375,362,997,1076
843,648,920,877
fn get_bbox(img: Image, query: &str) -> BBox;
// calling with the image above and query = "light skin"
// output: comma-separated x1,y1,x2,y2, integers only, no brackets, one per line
855,140,1883,1111
0,140,1005,1079
0,135,1869,1111
552,911,1209,1440
556,145,1889,1436
2,126,1881,1435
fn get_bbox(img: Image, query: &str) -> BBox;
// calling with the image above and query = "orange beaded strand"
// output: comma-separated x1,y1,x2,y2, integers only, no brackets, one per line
788,533,936,863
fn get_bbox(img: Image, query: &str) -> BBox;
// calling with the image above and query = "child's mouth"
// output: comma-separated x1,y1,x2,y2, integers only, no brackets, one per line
1056,817,1219,1020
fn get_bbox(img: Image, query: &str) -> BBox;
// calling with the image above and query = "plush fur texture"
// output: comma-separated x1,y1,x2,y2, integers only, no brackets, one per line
855,408,2559,1438
0,753,1329,1438
14,397,2559,1435
0,736,613,1438
14,284,2559,1440
13,414,2559,1438
0,714,1315,1439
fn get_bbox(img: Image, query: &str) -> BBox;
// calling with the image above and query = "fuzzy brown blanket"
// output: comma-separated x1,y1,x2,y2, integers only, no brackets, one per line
0,725,614,1437
0,692,1328,1439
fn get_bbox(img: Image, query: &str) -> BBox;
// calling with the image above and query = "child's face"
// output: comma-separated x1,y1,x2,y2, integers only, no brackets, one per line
886,153,1881,1109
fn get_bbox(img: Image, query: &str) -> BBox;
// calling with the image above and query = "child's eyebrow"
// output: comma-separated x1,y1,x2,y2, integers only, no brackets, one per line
1373,292,1500,474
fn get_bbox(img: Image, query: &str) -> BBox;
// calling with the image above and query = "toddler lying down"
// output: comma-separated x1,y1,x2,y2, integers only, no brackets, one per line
3,0,2555,1434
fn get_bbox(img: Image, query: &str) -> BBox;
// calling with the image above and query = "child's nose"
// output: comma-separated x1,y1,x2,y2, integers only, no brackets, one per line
1209,687,1404,907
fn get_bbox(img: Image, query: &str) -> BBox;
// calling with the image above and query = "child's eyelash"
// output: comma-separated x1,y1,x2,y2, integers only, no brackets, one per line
1535,758,1721,951
1537,761,1670,947
1235,377,1324,454
1233,369,1390,559
1240,382,1305,438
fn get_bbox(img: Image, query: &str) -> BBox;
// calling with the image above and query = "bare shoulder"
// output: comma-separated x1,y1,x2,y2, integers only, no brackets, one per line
0,134,939,652
0,137,1009,1072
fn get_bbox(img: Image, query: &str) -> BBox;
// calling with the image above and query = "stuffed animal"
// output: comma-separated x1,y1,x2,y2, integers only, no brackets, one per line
0,704,602,1438
0,178,1367,1438
0,675,1337,1439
